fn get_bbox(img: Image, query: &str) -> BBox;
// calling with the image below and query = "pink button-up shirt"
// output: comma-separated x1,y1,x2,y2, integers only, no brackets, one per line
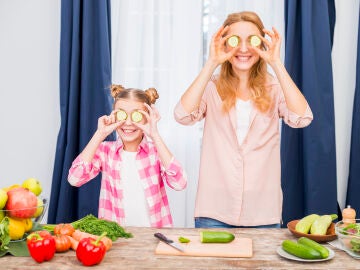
174,76,313,226
68,136,187,227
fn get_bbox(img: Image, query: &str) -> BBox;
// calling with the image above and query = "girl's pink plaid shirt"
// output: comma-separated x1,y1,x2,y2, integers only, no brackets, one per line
68,136,187,227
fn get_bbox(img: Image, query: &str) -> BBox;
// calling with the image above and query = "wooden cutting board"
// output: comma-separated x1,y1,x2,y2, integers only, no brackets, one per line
155,235,253,258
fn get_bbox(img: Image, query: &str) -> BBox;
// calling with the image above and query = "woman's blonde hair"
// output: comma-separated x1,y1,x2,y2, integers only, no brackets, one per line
217,11,271,113
110,84,159,108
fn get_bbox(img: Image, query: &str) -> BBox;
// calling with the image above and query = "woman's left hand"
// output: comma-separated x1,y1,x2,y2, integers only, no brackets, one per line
133,103,161,140
250,27,281,66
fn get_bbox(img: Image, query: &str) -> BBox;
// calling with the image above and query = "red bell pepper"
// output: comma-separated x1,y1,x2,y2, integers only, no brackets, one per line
76,232,107,266
26,230,56,263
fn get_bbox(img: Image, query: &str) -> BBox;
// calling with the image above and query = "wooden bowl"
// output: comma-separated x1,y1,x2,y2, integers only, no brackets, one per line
287,219,337,243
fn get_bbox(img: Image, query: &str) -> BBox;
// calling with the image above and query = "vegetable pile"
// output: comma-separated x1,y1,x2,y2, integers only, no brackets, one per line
43,214,132,241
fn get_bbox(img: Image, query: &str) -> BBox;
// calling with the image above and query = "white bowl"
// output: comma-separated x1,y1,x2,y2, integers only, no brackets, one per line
335,219,360,258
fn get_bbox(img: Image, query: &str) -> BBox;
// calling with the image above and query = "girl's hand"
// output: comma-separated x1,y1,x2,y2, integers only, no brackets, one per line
249,27,282,66
96,110,122,138
133,104,160,140
208,25,238,66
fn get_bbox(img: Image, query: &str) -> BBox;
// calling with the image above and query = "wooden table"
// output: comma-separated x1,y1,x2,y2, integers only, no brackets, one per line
1,227,359,269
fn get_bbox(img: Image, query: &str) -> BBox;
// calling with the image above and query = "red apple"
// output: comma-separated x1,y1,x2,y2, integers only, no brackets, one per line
5,187,37,218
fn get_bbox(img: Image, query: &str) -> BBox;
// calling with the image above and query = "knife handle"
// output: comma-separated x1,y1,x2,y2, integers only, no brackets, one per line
154,233,173,244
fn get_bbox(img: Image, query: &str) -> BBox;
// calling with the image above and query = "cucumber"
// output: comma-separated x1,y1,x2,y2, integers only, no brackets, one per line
297,237,329,259
281,240,322,260
250,35,261,47
131,111,143,122
295,214,319,234
116,109,127,121
178,236,190,243
227,35,239,48
200,231,235,243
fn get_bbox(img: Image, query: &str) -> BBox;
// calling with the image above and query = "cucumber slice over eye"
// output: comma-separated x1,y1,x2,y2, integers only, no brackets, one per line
227,35,239,48
116,110,127,121
131,111,143,122
250,35,261,47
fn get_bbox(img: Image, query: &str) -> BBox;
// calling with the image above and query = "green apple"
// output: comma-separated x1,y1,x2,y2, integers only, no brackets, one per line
0,189,8,209
22,178,42,196
33,197,44,218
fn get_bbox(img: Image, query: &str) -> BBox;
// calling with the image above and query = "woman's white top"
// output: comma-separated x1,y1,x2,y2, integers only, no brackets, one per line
121,150,151,227
235,99,252,145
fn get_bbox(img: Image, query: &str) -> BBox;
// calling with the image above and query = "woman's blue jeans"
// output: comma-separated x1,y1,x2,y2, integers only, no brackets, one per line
195,217,281,228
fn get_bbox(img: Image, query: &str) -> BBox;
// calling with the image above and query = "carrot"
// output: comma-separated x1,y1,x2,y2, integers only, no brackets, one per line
72,229,112,251
68,235,79,250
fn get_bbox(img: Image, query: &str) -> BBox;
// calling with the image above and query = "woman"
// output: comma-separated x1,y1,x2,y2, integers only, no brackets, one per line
174,11,313,228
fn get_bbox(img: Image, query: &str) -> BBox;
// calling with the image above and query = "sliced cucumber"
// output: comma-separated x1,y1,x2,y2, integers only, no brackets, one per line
250,35,261,47
227,35,239,48
131,111,143,122
116,110,127,121
200,231,235,243
178,236,190,243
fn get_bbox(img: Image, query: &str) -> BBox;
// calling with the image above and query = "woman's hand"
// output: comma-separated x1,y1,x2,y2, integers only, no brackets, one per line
96,110,122,139
208,25,237,66
133,104,161,140
250,27,282,66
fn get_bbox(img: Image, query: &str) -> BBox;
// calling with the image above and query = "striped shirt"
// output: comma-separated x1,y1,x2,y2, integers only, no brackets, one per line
68,136,187,227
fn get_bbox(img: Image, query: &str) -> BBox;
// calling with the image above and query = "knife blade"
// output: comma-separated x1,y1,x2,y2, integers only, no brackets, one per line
154,232,185,252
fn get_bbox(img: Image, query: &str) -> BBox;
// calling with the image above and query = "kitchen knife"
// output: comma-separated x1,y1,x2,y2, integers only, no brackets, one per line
154,233,185,252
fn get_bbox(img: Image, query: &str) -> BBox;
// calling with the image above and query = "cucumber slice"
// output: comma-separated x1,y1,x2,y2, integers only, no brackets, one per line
227,35,239,48
116,110,127,121
131,111,143,122
200,231,235,243
178,236,190,243
250,35,261,47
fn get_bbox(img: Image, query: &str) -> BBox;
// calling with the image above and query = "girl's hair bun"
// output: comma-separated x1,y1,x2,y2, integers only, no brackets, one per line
145,88,159,104
110,84,125,98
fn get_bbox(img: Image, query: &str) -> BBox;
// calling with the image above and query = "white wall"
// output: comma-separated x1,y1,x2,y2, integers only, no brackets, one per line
0,0,61,222
0,0,358,224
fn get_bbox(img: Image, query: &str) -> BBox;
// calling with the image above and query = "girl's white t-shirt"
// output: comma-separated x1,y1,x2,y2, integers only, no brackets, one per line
121,150,151,227
235,99,252,145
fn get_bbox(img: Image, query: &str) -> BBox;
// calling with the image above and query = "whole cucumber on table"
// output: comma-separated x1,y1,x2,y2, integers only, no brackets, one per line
310,214,338,235
295,214,319,234
297,237,329,258
200,231,235,243
282,240,322,259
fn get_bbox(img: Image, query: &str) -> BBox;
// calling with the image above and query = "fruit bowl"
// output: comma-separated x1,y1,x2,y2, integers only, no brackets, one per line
287,219,337,243
335,219,360,258
0,197,48,241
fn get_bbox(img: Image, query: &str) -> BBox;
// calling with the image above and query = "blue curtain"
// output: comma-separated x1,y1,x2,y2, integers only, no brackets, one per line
281,0,338,226
346,5,360,212
48,0,114,223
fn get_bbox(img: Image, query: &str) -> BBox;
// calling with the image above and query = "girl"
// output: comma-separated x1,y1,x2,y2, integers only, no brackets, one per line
174,11,313,228
68,85,187,227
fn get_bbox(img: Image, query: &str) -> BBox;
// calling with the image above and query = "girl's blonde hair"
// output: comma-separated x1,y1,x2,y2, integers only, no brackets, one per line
217,11,271,113
110,84,159,108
